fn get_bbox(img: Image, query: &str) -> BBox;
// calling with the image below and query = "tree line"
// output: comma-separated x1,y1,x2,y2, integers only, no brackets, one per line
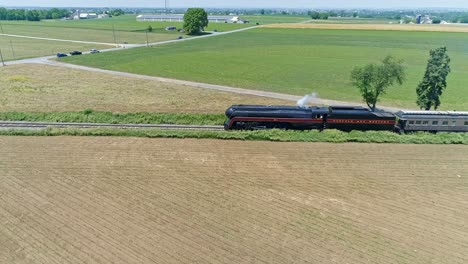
0,8,125,21
0,8,69,21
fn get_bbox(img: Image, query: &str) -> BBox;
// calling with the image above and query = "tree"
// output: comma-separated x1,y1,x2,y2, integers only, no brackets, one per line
351,56,406,111
260,9,265,15
183,8,208,35
110,9,125,16
147,25,153,32
310,11,320,20
416,47,451,110
320,12,329,20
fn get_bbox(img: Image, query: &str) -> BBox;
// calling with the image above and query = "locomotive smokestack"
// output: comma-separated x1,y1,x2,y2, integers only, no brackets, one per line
297,93,318,107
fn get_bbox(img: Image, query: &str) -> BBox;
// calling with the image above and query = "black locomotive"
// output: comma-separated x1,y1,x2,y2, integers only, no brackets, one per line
224,105,395,131
224,105,468,133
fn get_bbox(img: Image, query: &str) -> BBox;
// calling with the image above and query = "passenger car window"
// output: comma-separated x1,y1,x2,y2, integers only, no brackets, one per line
465,121,468,126
442,121,449,126
416,121,422,125
422,121,429,125
409,121,414,125
432,121,438,125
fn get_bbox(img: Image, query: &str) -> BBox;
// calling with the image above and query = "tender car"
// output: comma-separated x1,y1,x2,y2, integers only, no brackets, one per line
69,51,82,55
90,49,100,53
56,53,68,58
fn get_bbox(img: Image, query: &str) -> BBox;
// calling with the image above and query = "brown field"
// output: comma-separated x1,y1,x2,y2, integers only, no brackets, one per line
263,23,468,32
0,64,291,113
1,136,467,263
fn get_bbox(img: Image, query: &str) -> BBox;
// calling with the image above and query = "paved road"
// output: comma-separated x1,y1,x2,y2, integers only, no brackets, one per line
1,25,410,112
2,26,259,65
0,33,118,46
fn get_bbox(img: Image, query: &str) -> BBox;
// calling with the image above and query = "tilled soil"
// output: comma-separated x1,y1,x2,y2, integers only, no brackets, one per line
0,136,467,264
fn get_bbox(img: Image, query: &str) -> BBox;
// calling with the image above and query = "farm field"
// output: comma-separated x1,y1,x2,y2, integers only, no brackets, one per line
242,15,311,24
0,15,250,42
0,64,291,113
0,136,467,263
0,36,111,61
63,27,468,110
0,22,182,45
264,22,468,32
307,17,399,24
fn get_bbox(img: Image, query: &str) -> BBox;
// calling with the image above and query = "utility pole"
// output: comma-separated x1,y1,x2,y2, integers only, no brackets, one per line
9,40,16,60
0,22,4,34
112,24,117,46
145,30,149,47
0,49,5,66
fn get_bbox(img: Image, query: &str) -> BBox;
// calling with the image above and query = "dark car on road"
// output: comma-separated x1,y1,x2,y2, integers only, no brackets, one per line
56,53,68,58
70,51,82,55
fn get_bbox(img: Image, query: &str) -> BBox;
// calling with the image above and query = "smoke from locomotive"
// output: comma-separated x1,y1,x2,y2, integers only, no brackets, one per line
297,93,318,107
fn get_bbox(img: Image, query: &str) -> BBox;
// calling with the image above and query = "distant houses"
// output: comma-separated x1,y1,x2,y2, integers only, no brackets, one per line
136,14,249,23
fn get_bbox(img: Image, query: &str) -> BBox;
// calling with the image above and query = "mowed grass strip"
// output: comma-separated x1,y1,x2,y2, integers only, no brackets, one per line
63,28,468,110
0,64,292,113
0,36,111,61
1,137,467,263
0,111,226,125
2,127,468,145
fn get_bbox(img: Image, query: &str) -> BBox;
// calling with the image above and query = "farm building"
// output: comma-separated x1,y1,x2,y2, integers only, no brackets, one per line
136,14,247,23
72,10,98,20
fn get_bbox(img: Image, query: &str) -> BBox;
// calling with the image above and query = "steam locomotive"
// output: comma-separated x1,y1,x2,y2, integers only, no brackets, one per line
224,105,468,133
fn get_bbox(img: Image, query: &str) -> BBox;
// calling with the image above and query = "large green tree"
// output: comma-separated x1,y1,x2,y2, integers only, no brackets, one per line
416,47,451,110
183,8,208,35
351,56,406,111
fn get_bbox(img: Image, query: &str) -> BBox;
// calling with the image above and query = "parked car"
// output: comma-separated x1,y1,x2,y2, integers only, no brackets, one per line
56,53,68,58
69,51,82,55
90,49,100,53
177,36,183,40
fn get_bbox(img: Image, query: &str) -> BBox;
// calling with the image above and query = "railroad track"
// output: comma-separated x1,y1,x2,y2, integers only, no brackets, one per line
0,121,225,131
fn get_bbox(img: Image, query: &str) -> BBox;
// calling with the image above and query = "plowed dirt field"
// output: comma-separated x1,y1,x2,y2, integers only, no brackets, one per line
1,136,467,264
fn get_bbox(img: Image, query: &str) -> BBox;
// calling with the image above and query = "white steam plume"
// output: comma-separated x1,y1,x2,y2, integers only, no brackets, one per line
297,93,318,107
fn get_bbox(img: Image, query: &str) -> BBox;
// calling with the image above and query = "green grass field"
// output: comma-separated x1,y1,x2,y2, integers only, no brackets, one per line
63,28,468,110
0,15,250,44
0,35,111,61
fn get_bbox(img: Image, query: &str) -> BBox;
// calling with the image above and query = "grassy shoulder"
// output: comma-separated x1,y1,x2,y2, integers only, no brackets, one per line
0,111,226,125
62,28,468,110
1,127,467,144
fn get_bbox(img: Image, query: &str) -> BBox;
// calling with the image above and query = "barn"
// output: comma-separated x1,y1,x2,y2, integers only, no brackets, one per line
136,14,246,23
